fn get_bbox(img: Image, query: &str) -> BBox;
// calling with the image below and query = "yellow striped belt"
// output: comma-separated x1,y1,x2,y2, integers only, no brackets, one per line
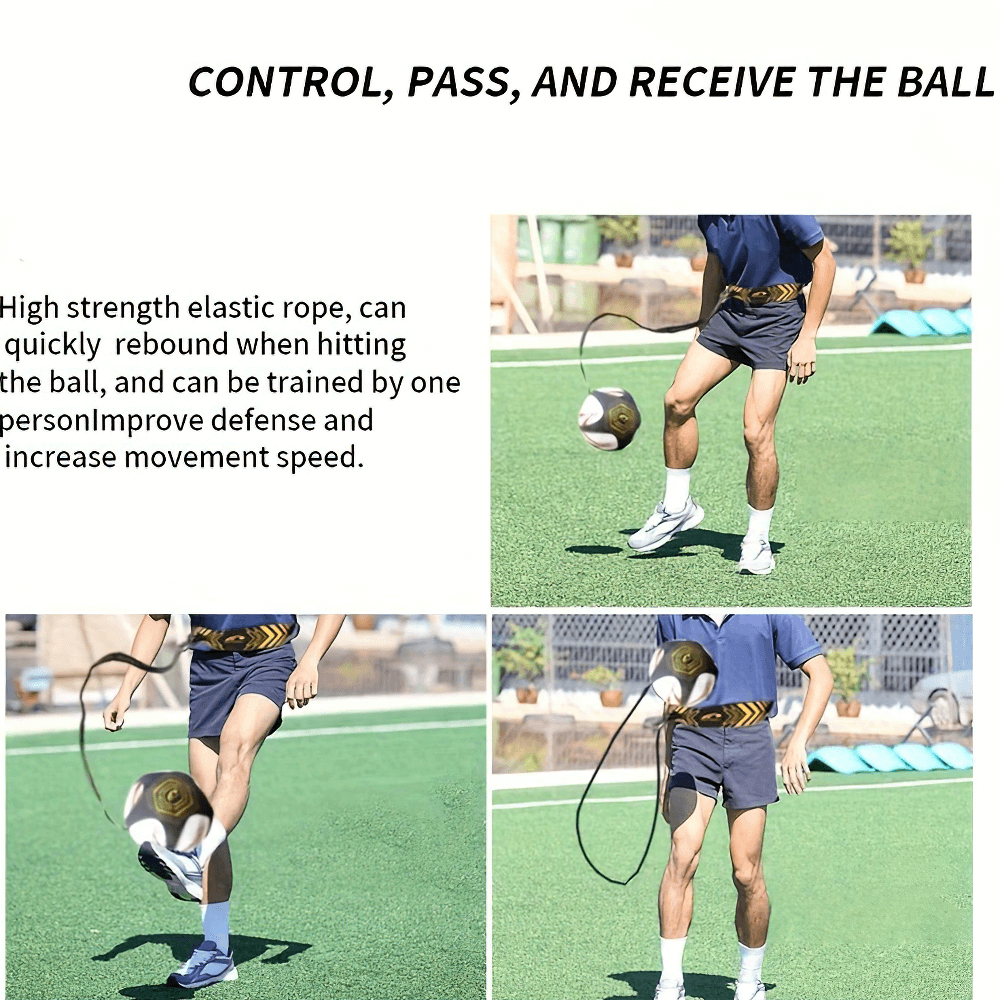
670,700,773,728
726,283,802,305
191,621,298,653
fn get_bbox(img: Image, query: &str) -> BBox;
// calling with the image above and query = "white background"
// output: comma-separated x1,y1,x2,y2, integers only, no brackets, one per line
0,1,991,989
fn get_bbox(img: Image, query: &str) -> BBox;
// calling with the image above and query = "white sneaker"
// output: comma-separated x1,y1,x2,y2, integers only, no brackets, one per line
137,841,204,901
734,980,765,1000
167,940,238,988
652,981,685,1000
628,498,705,553
738,538,775,575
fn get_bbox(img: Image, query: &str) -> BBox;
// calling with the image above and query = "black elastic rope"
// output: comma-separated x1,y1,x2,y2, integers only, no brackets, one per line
575,684,675,885
578,313,700,389
78,643,193,828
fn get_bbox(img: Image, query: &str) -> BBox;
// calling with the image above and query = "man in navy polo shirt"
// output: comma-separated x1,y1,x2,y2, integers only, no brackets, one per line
103,614,346,989
628,216,836,575
653,613,833,1000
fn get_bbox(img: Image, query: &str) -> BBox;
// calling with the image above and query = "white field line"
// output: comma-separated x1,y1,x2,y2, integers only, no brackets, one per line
6,717,487,756
492,342,972,370
493,775,972,810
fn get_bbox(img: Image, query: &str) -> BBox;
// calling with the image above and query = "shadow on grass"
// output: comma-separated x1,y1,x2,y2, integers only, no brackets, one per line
615,527,784,564
606,969,775,1000
566,544,624,555
94,933,311,998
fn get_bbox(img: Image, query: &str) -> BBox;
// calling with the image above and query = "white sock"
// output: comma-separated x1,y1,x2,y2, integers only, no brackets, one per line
659,935,686,987
745,504,773,543
201,900,230,954
663,468,692,512
196,817,228,865
737,941,766,984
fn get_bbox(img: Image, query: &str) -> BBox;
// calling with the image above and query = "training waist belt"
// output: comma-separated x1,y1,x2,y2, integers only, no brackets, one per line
191,621,298,653
670,700,773,727
725,283,803,305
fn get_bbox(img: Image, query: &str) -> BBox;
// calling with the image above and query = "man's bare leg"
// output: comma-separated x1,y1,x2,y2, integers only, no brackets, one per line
656,790,717,991
742,369,786,513
189,736,230,904
664,340,739,473
728,806,770,998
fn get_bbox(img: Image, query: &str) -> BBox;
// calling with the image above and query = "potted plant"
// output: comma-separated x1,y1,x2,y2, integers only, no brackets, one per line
493,624,545,704
582,664,623,708
673,232,708,271
827,647,869,717
597,215,640,267
885,220,938,284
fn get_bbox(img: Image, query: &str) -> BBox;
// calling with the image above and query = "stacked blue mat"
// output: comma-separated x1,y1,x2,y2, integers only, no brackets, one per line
807,742,973,774
871,307,972,336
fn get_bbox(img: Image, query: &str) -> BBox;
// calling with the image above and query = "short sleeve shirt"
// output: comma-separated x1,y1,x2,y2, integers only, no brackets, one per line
654,614,822,714
697,215,824,287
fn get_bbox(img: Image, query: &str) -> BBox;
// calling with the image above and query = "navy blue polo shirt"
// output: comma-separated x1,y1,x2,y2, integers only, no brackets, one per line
189,614,297,632
697,215,824,287
655,614,822,714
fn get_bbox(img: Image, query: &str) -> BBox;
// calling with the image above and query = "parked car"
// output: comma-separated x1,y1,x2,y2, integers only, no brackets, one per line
910,669,972,728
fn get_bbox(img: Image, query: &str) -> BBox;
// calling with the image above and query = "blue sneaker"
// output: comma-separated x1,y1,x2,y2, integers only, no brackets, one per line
138,841,203,902
167,940,237,988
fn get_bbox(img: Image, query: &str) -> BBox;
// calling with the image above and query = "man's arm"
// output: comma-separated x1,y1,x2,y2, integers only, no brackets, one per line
697,252,725,330
102,614,170,731
286,614,347,709
780,653,834,795
786,238,836,384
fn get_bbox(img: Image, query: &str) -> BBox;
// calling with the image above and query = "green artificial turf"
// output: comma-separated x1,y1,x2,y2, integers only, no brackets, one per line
6,706,486,1000
492,772,972,1000
491,341,970,607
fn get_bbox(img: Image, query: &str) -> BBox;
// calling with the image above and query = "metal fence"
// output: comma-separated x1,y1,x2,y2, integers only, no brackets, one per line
493,613,953,697
644,215,971,266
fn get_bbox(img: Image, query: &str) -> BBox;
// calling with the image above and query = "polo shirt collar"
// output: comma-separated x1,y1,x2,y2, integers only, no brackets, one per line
682,612,733,626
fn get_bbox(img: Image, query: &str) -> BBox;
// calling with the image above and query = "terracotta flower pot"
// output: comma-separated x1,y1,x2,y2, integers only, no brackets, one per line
599,690,623,708
835,700,861,718
351,615,378,631
516,688,538,704
904,268,926,284
614,252,634,268
690,255,708,272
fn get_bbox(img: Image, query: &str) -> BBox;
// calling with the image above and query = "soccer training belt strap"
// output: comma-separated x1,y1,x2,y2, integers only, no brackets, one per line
190,621,299,653
725,283,803,305
670,700,773,727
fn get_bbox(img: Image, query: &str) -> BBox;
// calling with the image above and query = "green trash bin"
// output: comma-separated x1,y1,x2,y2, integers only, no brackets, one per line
561,216,601,265
516,217,533,262
537,217,564,263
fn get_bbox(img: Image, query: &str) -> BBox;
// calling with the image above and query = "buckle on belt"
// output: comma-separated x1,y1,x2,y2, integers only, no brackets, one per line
726,283,802,305
670,699,773,727
191,621,298,653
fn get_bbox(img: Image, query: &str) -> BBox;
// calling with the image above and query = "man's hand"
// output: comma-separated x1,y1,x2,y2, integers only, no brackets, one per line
285,661,319,709
103,694,131,731
786,334,817,384
780,739,812,795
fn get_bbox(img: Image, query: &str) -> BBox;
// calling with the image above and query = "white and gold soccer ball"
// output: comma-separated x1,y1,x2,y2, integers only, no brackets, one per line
578,387,641,451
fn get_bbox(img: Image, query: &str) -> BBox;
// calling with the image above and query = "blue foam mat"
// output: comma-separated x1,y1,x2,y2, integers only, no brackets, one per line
808,742,973,774
854,744,911,771
953,307,972,330
920,308,970,335
930,742,973,769
807,746,874,773
871,309,934,336
892,743,945,771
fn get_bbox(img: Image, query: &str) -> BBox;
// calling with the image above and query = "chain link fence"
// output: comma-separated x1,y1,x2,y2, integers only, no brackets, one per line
645,215,971,268
493,613,955,698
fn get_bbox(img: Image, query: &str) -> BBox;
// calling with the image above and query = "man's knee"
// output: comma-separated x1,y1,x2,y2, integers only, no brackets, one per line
743,419,775,455
665,387,697,423
732,861,766,896
216,739,260,783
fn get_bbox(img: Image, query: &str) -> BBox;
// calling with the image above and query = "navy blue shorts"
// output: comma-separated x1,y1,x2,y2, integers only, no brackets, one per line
667,722,778,810
696,296,806,370
187,645,296,740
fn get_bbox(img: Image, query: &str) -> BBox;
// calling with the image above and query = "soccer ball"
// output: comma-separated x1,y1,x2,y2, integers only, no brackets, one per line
123,771,213,853
578,387,641,451
648,640,718,709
